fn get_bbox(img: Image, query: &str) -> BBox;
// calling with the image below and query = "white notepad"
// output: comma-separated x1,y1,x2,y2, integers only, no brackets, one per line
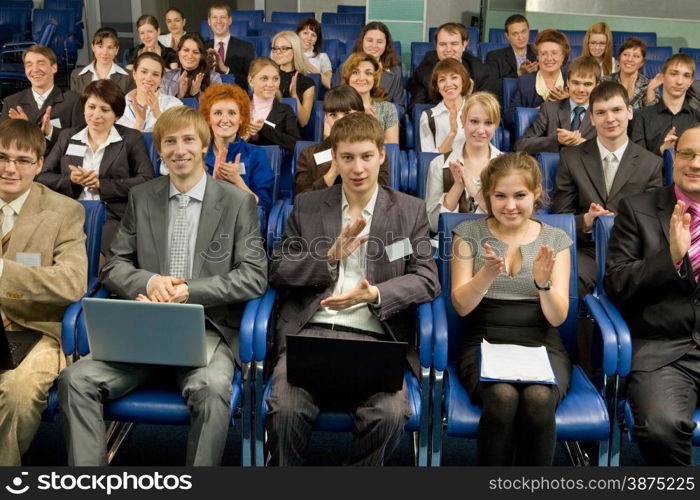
479,339,556,384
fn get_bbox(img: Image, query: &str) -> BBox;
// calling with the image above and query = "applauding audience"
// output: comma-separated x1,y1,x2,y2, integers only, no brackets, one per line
70,28,134,95
161,33,222,99
602,38,661,110
271,31,316,127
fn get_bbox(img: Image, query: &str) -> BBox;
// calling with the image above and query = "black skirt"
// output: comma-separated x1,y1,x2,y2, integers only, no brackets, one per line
457,298,571,404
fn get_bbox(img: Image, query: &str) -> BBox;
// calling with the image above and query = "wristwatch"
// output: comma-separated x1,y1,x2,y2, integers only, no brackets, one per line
534,279,552,291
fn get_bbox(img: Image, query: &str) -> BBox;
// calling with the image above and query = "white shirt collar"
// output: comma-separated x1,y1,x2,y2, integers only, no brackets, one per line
71,125,123,148
597,137,629,163
213,34,231,47
569,99,588,112
169,171,207,202
1,185,32,215
79,62,128,77
32,86,54,102
341,185,379,218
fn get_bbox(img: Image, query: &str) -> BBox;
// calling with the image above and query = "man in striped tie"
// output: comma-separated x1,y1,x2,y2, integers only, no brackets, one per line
606,124,700,465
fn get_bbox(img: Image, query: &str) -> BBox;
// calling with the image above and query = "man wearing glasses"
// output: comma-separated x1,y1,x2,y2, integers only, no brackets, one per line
205,3,254,87
606,124,700,465
0,119,87,465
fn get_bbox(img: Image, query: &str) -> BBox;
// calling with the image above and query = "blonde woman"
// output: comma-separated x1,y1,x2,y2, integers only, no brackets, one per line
270,31,315,127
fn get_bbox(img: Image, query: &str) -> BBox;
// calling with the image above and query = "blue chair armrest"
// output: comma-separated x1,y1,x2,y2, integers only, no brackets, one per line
396,150,407,192
583,294,618,376
432,294,448,371
266,199,285,255
2,41,34,50
418,301,433,369
599,293,632,377
408,151,418,194
77,286,109,357
253,288,277,362
239,296,262,364
403,113,414,150
60,300,83,357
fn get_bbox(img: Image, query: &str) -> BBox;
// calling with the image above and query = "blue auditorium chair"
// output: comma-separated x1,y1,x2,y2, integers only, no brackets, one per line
410,103,435,153
260,145,282,204
645,46,673,61
270,12,314,25
321,12,365,25
431,213,616,466
589,216,700,465
411,42,432,74
43,200,107,421
613,31,656,53
569,45,582,60
477,42,508,63
536,153,561,206
321,24,362,46
514,107,539,144
501,78,518,122
492,125,511,153
180,97,198,110
232,10,264,35
417,152,440,200
662,149,674,187
559,30,586,46
321,38,343,69
141,132,161,177
0,7,30,46
220,73,235,85
239,35,270,60
257,22,296,40
642,60,663,79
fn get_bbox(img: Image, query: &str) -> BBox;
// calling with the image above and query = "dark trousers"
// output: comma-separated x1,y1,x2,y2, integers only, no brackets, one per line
627,346,700,465
265,327,411,466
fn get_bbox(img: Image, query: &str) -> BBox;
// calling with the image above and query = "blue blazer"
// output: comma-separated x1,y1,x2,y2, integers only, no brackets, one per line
204,138,274,213
505,69,568,130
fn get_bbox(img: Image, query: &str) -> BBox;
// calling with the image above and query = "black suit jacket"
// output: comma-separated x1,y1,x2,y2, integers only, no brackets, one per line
0,86,85,154
36,124,154,223
407,50,500,112
514,99,595,154
605,185,700,372
270,184,441,374
249,100,301,152
552,138,663,245
205,37,254,89
485,44,537,80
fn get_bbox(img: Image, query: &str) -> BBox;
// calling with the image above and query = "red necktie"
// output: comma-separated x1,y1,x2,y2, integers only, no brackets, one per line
217,41,225,63
688,204,700,282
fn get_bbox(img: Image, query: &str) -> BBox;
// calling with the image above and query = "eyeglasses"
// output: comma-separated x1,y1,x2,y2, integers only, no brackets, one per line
271,46,292,54
0,154,38,169
589,41,607,47
676,150,700,161
538,51,562,59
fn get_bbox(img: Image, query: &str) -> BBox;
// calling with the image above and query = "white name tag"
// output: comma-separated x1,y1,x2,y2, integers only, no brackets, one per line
50,118,61,129
263,119,276,129
16,252,41,267
237,162,246,175
66,144,87,157
385,238,413,262
313,148,333,165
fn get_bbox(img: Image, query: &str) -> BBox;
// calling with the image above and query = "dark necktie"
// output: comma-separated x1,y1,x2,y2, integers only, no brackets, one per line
571,106,585,131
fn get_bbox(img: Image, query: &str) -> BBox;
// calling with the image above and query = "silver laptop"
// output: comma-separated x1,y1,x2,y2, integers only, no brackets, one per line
82,298,218,367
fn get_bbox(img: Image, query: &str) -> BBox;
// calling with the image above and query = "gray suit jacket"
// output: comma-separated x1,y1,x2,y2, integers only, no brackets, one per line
551,138,663,245
514,99,595,154
100,174,268,358
270,184,440,374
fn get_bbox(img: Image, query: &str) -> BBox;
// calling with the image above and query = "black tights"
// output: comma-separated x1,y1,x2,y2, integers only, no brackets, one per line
476,382,558,465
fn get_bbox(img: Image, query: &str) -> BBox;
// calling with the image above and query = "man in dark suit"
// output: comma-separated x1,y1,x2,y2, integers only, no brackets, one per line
552,80,663,295
205,3,254,88
266,112,440,465
58,106,267,465
515,56,600,154
605,124,700,465
485,14,537,81
1,45,84,155
407,22,499,113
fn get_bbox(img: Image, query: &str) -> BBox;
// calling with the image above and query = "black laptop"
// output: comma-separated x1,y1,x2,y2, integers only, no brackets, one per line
286,333,408,402
0,323,42,370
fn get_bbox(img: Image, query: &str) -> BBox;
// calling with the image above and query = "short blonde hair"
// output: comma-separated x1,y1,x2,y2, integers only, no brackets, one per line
462,91,501,125
153,106,210,153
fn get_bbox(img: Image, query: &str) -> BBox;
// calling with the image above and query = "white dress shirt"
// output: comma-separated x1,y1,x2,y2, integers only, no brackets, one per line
310,186,384,334
78,62,129,82
117,91,183,132
419,98,466,153
70,126,123,200
425,144,501,233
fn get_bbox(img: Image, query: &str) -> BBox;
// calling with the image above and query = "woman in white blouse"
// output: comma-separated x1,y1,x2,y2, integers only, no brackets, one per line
420,58,473,153
296,18,333,89
425,92,502,233
158,7,187,49
37,80,154,252
117,53,182,132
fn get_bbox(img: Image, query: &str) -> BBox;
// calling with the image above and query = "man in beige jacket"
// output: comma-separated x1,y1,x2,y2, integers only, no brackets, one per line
0,119,87,465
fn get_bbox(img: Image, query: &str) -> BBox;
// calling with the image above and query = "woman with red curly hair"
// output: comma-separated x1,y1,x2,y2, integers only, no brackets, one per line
199,83,274,212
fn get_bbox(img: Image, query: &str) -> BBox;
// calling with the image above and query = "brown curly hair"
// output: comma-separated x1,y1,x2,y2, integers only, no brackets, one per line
341,51,387,101
199,83,251,137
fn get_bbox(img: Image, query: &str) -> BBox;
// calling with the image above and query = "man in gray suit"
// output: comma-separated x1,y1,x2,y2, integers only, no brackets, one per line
552,80,663,295
515,57,600,154
58,106,267,465
266,113,440,465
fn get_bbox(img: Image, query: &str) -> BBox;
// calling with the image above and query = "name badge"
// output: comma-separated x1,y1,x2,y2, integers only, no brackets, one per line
263,119,276,129
385,238,413,262
66,144,87,157
237,162,246,175
50,118,62,129
16,252,41,267
313,148,333,165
